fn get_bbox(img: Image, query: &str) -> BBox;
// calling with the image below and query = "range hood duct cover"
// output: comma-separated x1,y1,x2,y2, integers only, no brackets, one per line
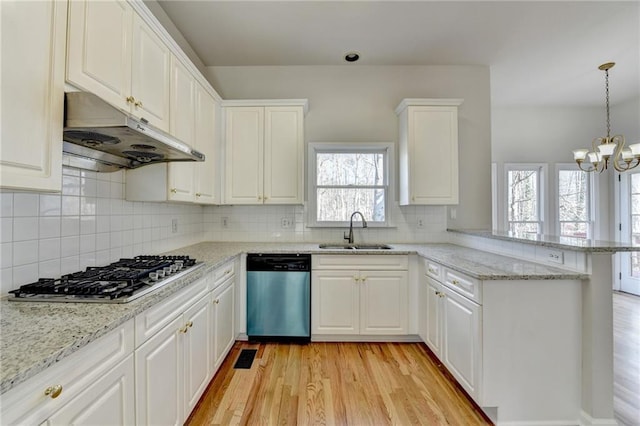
63,92,204,172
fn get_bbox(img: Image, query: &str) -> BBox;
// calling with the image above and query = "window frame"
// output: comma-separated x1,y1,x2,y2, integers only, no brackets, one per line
307,142,394,228
555,163,594,239
504,163,547,234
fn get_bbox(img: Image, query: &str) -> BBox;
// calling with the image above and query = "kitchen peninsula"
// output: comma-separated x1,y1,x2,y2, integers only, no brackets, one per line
2,238,631,425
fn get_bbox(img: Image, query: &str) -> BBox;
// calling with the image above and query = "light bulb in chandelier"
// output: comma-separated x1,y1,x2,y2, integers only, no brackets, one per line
573,62,637,173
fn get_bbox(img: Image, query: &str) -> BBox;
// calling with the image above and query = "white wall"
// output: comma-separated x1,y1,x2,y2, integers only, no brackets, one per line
0,167,204,295
491,99,640,240
207,65,492,231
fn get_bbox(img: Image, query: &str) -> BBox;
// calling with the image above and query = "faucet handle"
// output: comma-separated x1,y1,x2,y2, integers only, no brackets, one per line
343,231,350,241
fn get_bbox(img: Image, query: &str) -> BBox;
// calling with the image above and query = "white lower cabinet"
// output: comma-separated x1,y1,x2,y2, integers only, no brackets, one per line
183,296,212,417
45,355,135,426
312,255,409,336
211,276,235,371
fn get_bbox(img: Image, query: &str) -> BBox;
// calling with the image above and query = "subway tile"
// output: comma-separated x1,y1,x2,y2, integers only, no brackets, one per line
96,197,110,214
95,249,110,266
60,255,80,275
110,170,124,183
110,216,123,232
61,215,82,237
110,199,123,215
13,240,38,266
1,218,13,243
97,179,110,198
1,194,13,217
39,259,61,279
80,197,97,216
13,193,39,216
1,268,13,294
79,169,97,179
110,182,123,199
81,177,97,197
96,233,110,251
13,217,38,241
80,216,96,235
80,234,96,253
13,263,38,287
96,215,110,233
1,243,12,268
61,196,80,216
110,231,122,248
39,194,61,216
60,236,80,258
62,167,80,177
39,217,61,239
39,238,61,262
62,175,81,196
79,252,96,269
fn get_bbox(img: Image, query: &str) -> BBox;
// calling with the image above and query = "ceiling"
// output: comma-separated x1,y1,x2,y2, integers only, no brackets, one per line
156,1,639,107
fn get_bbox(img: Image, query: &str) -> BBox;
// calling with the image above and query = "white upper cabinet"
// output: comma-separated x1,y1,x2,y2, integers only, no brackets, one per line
67,0,171,131
223,101,307,205
193,83,219,204
0,0,66,192
396,99,463,205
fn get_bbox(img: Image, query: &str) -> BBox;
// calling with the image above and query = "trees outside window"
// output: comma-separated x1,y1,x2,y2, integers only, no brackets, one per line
558,169,591,239
506,167,543,234
309,144,390,226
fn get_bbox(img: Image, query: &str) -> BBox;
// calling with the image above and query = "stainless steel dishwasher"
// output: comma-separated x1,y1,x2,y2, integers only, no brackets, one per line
246,253,311,342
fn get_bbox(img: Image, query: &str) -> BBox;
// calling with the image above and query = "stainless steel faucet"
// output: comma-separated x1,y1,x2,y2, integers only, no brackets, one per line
344,211,368,244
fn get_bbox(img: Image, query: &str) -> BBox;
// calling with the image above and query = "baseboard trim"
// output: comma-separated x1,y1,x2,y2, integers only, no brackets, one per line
311,334,422,343
579,411,618,426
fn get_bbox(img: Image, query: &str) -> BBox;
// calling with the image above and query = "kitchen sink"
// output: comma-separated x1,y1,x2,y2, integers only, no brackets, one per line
318,243,392,250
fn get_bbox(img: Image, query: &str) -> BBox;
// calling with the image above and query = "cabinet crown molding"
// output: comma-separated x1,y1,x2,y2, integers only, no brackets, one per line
395,98,464,115
221,99,309,115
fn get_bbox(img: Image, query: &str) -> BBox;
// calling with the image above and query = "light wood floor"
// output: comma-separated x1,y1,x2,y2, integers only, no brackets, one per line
187,342,491,425
614,291,640,426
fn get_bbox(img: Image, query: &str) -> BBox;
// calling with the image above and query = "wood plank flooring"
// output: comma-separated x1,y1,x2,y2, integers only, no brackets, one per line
187,342,491,425
614,291,640,426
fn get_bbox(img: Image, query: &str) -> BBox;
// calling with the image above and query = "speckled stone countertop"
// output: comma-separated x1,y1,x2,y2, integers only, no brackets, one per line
448,228,640,252
0,241,586,394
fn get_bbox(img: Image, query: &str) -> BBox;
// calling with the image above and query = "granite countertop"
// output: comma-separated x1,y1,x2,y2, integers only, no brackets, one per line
448,228,640,252
0,241,586,395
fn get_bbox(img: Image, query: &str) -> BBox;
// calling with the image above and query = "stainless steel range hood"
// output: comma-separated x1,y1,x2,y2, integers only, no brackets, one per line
63,92,204,172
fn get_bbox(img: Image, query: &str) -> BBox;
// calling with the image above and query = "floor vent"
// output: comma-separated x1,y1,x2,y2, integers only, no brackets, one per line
233,349,257,369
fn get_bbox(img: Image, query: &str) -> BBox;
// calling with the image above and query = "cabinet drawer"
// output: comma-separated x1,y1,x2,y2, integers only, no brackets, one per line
135,275,209,347
1,319,134,426
444,268,482,304
313,255,408,270
211,259,235,290
424,259,443,281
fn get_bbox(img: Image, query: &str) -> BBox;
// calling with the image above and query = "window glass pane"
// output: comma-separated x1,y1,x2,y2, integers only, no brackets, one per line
632,174,640,214
508,222,539,234
507,170,538,221
560,222,588,238
317,153,385,186
558,170,588,221
317,188,385,222
631,252,640,278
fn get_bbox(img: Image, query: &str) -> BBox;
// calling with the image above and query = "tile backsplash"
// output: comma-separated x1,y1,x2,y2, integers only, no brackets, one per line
1,167,448,294
0,167,204,295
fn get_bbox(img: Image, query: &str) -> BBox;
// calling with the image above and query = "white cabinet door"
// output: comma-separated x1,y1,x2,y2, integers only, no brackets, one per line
212,278,235,370
46,356,135,426
311,270,359,335
183,296,211,417
135,315,183,426
264,106,304,204
131,14,171,132
1,0,65,192
66,0,132,112
194,84,219,204
425,277,443,356
224,107,264,204
359,270,408,335
167,56,196,202
441,285,481,400
397,100,461,205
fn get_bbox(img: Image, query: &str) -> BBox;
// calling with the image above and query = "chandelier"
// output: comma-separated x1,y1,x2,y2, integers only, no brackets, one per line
573,62,636,172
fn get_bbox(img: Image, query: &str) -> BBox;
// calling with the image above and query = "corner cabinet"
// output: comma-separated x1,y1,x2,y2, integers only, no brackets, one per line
312,255,409,337
223,101,307,205
0,0,66,192
67,0,171,131
396,99,463,205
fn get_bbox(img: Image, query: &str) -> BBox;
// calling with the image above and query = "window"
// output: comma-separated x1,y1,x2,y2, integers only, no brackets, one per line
505,164,546,234
557,166,592,239
309,143,391,226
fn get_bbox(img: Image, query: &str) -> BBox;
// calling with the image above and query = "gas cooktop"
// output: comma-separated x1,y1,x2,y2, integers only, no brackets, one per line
8,255,202,303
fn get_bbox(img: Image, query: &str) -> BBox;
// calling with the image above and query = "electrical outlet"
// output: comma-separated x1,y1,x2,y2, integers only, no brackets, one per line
171,219,178,233
281,217,293,228
546,249,564,265
417,217,425,229
221,217,228,228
